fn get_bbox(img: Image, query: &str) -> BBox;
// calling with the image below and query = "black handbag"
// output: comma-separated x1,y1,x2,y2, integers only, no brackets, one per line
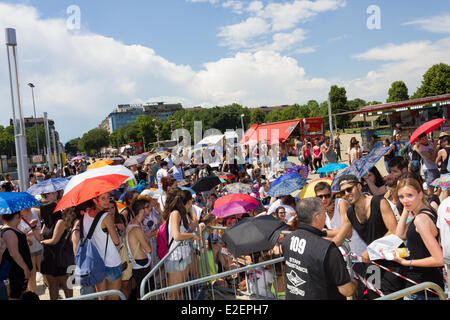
56,229,75,269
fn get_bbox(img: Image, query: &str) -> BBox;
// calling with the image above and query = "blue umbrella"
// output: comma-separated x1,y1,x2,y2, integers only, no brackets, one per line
316,162,348,173
26,178,70,196
268,176,307,198
0,192,41,215
270,173,303,189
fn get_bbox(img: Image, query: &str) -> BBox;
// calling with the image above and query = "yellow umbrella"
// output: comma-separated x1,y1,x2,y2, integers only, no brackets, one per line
291,177,333,199
88,159,114,170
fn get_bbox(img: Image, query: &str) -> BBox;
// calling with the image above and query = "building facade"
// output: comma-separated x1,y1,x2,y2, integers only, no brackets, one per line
101,102,183,133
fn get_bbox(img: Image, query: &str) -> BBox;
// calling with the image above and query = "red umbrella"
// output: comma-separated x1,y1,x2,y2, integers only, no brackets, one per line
54,165,135,212
213,193,258,209
410,118,446,144
211,201,259,218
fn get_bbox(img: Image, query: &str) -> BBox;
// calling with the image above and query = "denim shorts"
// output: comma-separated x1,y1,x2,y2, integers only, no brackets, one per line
104,265,122,282
30,249,43,258
165,256,191,273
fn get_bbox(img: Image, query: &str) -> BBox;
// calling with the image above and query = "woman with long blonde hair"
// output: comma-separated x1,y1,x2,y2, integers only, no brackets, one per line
394,177,444,299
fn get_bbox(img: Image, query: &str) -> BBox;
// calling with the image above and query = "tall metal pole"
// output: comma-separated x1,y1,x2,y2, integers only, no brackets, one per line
28,83,40,155
44,112,53,170
51,127,60,172
6,28,29,191
327,93,334,141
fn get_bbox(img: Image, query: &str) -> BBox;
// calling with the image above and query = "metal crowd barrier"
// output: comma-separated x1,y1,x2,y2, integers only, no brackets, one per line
63,290,127,301
375,282,447,300
139,225,287,300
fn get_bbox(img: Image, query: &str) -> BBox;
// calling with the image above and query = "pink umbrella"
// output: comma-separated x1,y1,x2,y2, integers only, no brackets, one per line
211,201,258,219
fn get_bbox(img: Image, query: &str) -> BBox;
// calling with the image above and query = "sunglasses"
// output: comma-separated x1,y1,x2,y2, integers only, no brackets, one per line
317,193,331,199
339,184,356,196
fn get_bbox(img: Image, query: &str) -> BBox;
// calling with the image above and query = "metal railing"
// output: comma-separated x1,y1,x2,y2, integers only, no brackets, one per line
139,225,287,300
63,290,127,301
376,282,447,300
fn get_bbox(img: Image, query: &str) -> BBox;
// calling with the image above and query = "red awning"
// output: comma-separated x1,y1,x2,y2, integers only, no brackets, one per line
241,120,300,145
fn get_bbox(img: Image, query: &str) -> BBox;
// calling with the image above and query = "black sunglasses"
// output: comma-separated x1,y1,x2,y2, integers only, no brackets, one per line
340,184,356,196
317,193,332,199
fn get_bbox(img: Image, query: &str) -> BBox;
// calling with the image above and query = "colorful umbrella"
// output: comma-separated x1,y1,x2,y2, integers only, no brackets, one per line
330,146,389,192
223,182,253,194
214,193,259,209
0,192,41,215
70,155,84,162
316,162,348,173
27,177,70,196
270,173,303,189
268,176,307,198
87,159,114,170
214,172,235,180
211,201,259,218
293,177,333,199
410,118,446,144
285,165,309,178
431,174,450,191
55,165,136,212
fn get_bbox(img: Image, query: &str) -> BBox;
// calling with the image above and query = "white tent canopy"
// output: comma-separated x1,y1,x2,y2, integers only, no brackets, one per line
196,132,238,146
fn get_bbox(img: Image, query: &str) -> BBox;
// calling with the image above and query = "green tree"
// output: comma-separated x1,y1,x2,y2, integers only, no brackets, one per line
387,81,409,102
412,63,450,98
265,109,281,123
65,138,81,156
78,128,109,155
250,108,266,124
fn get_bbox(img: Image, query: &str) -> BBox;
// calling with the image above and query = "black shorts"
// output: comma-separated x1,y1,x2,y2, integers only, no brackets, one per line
8,270,28,299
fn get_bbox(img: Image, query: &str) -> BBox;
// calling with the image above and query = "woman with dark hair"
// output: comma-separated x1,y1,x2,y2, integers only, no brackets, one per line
121,189,139,225
126,199,153,296
158,176,174,212
164,189,200,299
40,207,79,300
362,166,386,196
0,212,33,300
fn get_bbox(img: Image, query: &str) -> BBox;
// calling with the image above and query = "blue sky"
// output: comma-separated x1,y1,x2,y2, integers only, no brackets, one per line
0,0,449,142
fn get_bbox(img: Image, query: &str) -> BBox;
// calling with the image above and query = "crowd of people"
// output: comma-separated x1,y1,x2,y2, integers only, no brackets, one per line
0,128,449,301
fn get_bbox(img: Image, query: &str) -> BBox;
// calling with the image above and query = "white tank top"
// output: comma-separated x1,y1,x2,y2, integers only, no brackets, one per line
167,211,192,261
83,212,122,268
125,223,151,270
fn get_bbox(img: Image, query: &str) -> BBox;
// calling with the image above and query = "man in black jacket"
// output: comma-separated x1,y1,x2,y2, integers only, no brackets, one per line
281,197,355,300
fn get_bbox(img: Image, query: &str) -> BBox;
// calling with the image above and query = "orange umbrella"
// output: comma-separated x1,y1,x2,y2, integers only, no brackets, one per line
88,159,114,170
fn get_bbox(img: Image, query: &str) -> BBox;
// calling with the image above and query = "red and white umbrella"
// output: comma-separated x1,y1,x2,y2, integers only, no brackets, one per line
55,165,136,212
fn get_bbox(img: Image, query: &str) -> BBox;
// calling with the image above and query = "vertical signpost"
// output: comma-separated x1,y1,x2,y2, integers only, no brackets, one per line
44,112,53,171
5,28,29,191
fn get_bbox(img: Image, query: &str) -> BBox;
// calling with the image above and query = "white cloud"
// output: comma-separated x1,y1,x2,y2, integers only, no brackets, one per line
217,0,346,52
345,37,450,101
403,13,450,34
217,16,270,49
222,0,245,14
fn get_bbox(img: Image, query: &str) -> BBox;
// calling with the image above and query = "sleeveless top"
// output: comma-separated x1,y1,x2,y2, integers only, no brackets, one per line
167,211,192,262
0,227,33,274
326,199,367,256
346,196,388,245
440,147,450,175
303,146,311,158
313,146,321,159
82,212,122,268
125,223,151,270
404,208,444,295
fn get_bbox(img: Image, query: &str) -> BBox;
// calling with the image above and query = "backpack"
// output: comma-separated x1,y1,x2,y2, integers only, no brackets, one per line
156,215,175,260
74,212,107,286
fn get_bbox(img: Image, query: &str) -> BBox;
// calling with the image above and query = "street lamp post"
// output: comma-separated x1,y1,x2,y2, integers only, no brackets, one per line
5,28,29,192
240,114,245,133
27,83,40,156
